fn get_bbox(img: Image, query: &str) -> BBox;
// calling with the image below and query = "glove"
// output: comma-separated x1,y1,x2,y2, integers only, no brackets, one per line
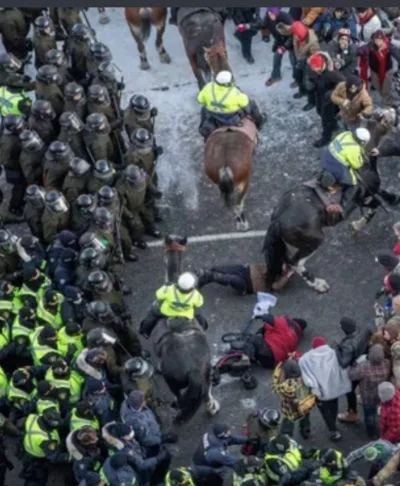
277,46,286,55
118,81,126,91
154,145,163,157
236,23,250,33
150,107,158,117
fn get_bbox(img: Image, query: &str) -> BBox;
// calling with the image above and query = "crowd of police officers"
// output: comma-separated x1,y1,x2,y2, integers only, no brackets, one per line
0,6,179,486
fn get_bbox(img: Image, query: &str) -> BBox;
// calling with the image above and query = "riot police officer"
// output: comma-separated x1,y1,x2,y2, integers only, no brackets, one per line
84,113,117,166
87,159,117,194
124,94,157,134
0,8,32,61
62,157,91,204
19,129,45,186
86,42,112,80
49,7,83,38
58,111,89,160
91,61,125,105
28,99,57,145
33,16,57,69
65,23,93,84
41,190,70,244
87,84,120,129
71,194,97,235
0,52,35,91
43,140,74,189
45,48,74,89
64,81,87,120
23,185,46,241
35,64,65,117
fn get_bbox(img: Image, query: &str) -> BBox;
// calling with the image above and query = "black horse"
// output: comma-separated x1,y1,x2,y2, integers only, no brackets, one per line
263,167,382,293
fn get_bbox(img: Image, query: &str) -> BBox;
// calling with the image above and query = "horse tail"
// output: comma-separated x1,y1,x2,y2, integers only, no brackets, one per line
218,166,235,208
176,369,204,424
263,219,287,287
139,7,152,41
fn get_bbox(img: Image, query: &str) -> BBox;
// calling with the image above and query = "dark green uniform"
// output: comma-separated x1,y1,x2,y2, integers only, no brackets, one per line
33,34,57,70
71,203,93,235
19,145,45,186
62,172,90,204
41,207,70,245
65,38,90,83
28,115,56,146
115,177,148,242
83,131,116,166
123,106,154,135
50,7,82,36
0,69,35,91
57,64,74,91
64,98,87,121
0,8,31,61
87,172,117,194
87,100,119,129
35,82,65,118
43,153,72,189
58,129,88,161
23,204,44,241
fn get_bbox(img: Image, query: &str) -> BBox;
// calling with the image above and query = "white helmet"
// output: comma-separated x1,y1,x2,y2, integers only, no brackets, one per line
215,70,233,86
354,127,370,146
177,272,198,293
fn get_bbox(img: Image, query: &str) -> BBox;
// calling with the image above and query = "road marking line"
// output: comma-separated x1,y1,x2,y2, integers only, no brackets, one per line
147,230,266,248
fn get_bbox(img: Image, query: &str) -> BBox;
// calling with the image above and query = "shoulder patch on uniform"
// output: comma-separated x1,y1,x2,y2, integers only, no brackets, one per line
48,441,57,451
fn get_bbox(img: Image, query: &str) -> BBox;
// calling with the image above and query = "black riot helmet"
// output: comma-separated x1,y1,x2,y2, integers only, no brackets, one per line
86,326,116,348
93,160,114,181
71,23,92,42
87,270,111,291
45,48,66,67
85,113,110,134
76,194,96,216
45,141,70,161
36,64,62,85
90,42,112,62
64,82,86,105
0,230,15,253
25,185,46,209
131,127,153,150
259,409,282,429
125,165,146,185
97,186,117,206
31,99,56,121
59,111,85,133
124,357,154,380
45,190,69,213
34,16,55,36
0,52,22,73
130,94,150,118
93,207,113,229
97,61,116,82
68,157,91,177
79,231,108,252
79,247,102,268
20,130,44,152
3,114,25,135
88,84,109,105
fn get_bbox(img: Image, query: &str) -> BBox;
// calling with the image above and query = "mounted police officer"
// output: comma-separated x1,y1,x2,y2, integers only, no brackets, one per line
33,16,57,69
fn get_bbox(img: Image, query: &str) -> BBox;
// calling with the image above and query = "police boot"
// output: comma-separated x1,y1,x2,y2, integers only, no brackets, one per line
341,186,360,219
196,269,214,288
125,249,139,263
145,224,161,238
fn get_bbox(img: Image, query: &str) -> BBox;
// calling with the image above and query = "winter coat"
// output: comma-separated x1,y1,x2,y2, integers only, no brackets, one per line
58,130,89,161
263,316,302,365
390,25,400,64
19,147,45,185
0,8,30,59
294,27,320,61
334,328,372,369
364,38,393,87
392,341,400,388
357,9,382,44
313,8,358,41
301,7,327,27
67,430,104,483
230,8,261,28
75,348,107,382
101,455,138,486
120,399,162,449
263,10,293,47
327,37,358,75
330,81,373,122
380,389,400,442
41,208,70,245
299,344,352,400
28,116,56,146
311,51,346,112
347,359,391,406
374,451,400,485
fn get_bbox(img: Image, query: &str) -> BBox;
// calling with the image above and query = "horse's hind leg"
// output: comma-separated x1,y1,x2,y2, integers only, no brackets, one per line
234,187,249,232
128,22,150,70
204,365,220,416
291,245,330,293
155,19,171,64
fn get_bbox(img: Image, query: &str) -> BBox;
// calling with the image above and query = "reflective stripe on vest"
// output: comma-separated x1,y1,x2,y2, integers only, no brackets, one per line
36,398,60,414
0,300,15,313
30,327,61,365
0,324,10,348
0,367,7,398
69,408,100,431
165,468,195,486
36,300,63,330
264,441,302,483
0,86,24,116
8,380,37,409
23,414,59,458
57,327,84,361
210,82,234,110
12,316,34,341
45,368,83,404
161,286,195,317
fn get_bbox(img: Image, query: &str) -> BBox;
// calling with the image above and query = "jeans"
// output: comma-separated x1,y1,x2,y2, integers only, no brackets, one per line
271,51,283,79
317,398,338,432
280,414,310,437
363,404,378,439
289,50,297,79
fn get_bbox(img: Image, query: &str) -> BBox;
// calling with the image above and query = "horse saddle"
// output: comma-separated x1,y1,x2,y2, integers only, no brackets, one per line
210,117,258,145
152,317,201,346
303,178,342,208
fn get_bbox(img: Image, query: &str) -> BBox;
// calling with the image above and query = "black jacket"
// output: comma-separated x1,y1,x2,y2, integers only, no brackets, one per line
263,11,293,47
230,8,261,28
334,328,372,369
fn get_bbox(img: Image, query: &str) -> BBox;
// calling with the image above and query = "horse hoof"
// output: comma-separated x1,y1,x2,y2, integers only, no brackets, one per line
160,52,171,64
313,278,330,293
350,217,367,234
140,60,150,70
236,220,249,232
206,399,220,416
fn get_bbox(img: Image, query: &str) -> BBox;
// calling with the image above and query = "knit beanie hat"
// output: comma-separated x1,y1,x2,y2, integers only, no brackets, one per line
376,249,399,272
267,7,281,15
127,390,145,411
340,317,356,335
110,422,133,439
364,445,380,462
368,344,385,365
378,382,396,402
312,336,327,349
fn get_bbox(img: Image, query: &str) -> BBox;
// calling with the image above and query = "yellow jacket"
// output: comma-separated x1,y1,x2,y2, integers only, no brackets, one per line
156,284,204,320
197,82,249,114
328,131,365,184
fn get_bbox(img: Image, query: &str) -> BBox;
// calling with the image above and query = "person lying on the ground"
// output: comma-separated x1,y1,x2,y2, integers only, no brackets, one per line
346,440,400,480
196,262,294,294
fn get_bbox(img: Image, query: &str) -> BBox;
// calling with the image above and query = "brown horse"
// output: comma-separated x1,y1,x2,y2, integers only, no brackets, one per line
125,7,171,70
204,118,257,231
177,8,230,89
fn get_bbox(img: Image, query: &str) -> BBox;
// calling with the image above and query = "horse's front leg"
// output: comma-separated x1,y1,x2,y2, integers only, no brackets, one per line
291,246,330,293
234,186,249,232
155,19,171,64
350,208,377,233
128,23,150,70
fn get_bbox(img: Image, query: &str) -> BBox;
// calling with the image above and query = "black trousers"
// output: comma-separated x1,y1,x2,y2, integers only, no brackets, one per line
317,398,338,432
234,30,255,59
210,264,252,294
5,168,26,211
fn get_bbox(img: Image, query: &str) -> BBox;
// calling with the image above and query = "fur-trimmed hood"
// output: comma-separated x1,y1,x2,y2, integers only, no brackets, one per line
76,348,103,380
102,422,125,451
66,430,85,461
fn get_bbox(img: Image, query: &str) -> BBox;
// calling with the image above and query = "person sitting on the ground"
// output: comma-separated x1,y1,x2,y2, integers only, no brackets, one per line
197,70,264,140
139,272,208,339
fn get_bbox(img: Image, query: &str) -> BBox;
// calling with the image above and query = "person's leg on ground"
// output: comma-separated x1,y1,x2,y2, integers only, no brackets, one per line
266,51,283,86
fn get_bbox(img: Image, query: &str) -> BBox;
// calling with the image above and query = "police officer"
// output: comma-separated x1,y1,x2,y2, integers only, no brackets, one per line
43,140,74,189
65,23,93,84
310,448,349,485
86,42,112,81
14,265,51,309
64,81,87,120
263,435,305,485
0,72,32,119
62,157,91,204
28,99,57,145
0,52,35,91
49,7,83,38
8,367,39,421
35,64,65,117
71,193,97,235
68,399,100,433
35,380,61,415
0,308,15,363
23,185,46,241
115,165,149,249
45,48,74,89
58,111,89,160
0,8,32,61
47,230,78,276
0,230,21,282
21,407,68,484
33,16,57,69
92,61,125,106
124,94,158,134
84,113,117,166
61,285,86,325
45,358,84,409
100,452,139,486
87,159,117,194
88,207,123,261
87,84,121,130
0,114,26,216
17,234,47,272
53,248,77,292
12,306,36,360
244,408,281,456
121,356,155,397
30,324,63,366
19,130,45,186
36,288,64,330
75,247,105,287
57,320,84,363
85,269,127,312
41,190,70,244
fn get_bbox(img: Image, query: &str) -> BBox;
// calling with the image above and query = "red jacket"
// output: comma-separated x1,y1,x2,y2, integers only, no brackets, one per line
263,316,302,364
380,389,400,443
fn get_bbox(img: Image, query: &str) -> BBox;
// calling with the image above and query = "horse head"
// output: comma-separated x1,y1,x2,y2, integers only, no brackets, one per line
203,43,230,77
164,234,188,252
